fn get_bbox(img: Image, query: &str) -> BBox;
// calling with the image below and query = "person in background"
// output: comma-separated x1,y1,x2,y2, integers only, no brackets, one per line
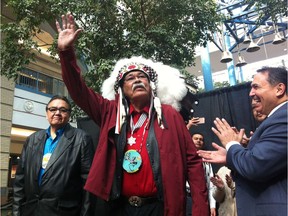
55,13,208,216
239,98,268,147
186,133,216,216
13,95,94,216
210,167,237,216
252,106,267,123
198,66,287,216
251,98,267,123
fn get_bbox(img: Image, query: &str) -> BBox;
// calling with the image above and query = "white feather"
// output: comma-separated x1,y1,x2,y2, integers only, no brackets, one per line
101,56,187,111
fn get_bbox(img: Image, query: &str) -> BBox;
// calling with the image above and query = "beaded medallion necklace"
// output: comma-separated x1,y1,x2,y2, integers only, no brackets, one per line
123,113,148,173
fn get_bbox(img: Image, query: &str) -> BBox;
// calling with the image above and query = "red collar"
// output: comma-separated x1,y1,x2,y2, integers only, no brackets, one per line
129,104,150,115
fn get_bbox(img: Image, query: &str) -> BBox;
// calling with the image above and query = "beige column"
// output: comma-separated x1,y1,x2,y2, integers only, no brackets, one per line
0,76,15,202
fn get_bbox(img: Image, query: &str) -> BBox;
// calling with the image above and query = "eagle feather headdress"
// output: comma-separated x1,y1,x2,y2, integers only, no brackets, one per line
101,56,187,133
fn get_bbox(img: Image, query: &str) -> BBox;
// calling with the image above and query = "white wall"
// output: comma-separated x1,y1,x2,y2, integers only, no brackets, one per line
12,88,76,129
12,88,50,129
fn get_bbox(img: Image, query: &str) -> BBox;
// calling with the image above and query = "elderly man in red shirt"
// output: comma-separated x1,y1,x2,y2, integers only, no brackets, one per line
56,13,208,216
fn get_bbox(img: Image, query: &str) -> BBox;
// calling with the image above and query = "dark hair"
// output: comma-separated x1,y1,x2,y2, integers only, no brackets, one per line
256,66,287,94
192,132,205,142
46,95,72,111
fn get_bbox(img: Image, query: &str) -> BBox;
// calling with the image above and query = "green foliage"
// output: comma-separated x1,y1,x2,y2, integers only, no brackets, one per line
2,0,286,86
2,0,285,120
1,22,38,80
198,80,231,93
244,0,287,23
2,0,221,83
214,81,230,89
70,100,87,122
1,0,222,118
180,69,199,89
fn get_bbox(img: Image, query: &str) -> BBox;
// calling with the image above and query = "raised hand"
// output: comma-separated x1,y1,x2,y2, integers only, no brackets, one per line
186,117,201,130
56,13,82,51
210,174,225,189
225,173,236,197
225,173,234,189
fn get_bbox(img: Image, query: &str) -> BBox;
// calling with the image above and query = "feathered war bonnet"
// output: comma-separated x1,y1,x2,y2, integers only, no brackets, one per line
101,56,188,134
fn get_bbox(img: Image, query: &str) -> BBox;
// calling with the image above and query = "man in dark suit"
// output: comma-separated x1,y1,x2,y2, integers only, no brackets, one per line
198,66,287,216
13,95,94,216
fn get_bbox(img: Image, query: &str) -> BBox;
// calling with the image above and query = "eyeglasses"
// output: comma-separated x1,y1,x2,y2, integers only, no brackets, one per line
47,107,71,113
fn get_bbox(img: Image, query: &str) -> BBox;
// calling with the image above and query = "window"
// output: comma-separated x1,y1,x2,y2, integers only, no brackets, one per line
18,69,38,90
53,79,65,95
38,72,53,94
17,68,65,96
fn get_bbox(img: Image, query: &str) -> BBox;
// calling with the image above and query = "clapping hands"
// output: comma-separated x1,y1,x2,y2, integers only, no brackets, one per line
210,174,225,190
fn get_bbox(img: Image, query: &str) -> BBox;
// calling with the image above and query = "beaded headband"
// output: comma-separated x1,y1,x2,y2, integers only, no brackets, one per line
114,62,158,92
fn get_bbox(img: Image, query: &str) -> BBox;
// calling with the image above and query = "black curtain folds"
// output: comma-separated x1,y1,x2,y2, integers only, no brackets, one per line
190,82,258,148
189,82,260,172
77,116,100,151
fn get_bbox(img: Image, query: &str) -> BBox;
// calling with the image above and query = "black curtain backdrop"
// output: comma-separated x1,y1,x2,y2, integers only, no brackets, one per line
190,82,260,172
77,117,110,215
77,116,100,151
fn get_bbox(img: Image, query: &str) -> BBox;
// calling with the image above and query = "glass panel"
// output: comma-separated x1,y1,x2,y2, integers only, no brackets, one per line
18,69,37,90
17,68,57,95
38,73,53,94
53,79,65,95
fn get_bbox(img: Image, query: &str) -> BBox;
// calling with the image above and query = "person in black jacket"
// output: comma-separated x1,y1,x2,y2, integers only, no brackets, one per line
13,95,94,216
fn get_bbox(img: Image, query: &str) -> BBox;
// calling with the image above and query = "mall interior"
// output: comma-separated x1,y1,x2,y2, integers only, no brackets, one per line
1,0,287,214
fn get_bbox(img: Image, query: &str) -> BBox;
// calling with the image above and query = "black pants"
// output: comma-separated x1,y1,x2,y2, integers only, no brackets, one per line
109,198,164,216
186,195,192,216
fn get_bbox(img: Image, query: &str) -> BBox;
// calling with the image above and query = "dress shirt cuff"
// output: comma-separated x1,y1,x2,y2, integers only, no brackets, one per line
226,141,240,151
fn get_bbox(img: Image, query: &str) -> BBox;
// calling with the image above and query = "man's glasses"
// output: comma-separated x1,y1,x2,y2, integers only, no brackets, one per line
47,107,71,114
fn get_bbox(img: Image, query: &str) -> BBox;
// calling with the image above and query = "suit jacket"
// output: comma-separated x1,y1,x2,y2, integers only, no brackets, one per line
227,103,287,216
13,124,94,216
